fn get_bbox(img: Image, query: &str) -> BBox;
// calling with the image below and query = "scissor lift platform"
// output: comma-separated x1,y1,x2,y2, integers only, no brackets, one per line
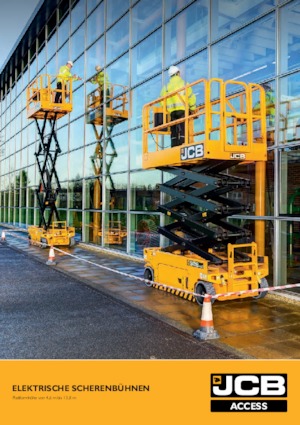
142,78,269,303
26,74,75,246
27,74,73,120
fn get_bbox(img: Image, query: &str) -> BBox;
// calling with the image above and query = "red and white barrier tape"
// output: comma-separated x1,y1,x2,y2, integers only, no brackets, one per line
3,229,300,301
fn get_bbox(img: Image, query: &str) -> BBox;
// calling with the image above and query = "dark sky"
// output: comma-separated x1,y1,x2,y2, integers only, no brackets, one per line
0,0,40,69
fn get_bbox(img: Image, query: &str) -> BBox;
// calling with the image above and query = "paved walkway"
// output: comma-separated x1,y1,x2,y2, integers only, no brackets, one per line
1,227,300,359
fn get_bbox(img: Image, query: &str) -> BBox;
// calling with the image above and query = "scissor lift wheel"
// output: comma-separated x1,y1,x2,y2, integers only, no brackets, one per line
194,281,216,305
252,277,269,300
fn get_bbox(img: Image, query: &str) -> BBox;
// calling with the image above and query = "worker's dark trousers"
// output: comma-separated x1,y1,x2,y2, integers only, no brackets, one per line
55,82,62,103
170,110,185,147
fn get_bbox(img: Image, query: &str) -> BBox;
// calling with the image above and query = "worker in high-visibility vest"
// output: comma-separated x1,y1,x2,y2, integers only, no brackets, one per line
55,60,82,103
160,65,196,147
90,65,110,104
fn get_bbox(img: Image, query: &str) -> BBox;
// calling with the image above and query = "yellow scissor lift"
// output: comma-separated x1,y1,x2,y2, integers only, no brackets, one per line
26,74,75,246
142,78,269,303
86,83,128,244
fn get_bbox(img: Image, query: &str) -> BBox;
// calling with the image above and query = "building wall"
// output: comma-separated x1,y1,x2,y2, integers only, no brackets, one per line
1,0,300,286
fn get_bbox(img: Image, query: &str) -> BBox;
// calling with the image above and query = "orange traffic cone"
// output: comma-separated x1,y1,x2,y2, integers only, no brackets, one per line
1,230,6,242
193,294,219,340
46,246,56,265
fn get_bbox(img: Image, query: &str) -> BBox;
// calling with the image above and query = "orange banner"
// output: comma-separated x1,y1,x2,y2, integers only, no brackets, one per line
0,360,298,424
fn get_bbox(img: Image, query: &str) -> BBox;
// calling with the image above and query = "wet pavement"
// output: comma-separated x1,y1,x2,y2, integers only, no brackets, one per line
1,227,300,359
1,243,241,359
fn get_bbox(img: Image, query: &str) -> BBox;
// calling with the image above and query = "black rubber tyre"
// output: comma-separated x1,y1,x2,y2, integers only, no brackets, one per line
144,267,154,287
252,277,268,300
194,280,216,305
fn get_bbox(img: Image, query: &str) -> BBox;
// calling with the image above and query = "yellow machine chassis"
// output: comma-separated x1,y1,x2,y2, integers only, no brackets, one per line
28,221,75,247
144,243,268,303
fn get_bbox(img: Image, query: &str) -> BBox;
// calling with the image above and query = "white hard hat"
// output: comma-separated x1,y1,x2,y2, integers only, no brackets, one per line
168,65,180,77
95,65,101,71
67,60,74,67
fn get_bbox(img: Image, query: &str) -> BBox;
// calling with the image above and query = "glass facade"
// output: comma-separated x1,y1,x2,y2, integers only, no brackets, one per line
1,0,300,289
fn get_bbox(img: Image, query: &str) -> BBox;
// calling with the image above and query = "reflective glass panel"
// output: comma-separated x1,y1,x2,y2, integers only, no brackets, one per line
47,32,57,60
56,125,69,157
129,127,143,169
164,1,208,69
87,0,101,15
69,149,84,180
165,0,193,20
130,213,161,255
86,37,105,80
130,169,161,211
87,1,104,47
212,0,275,41
55,153,68,182
280,0,300,73
68,179,83,209
105,173,127,211
57,44,70,72
279,149,300,216
106,14,129,65
131,29,162,85
37,44,47,72
71,0,85,33
279,220,300,284
131,0,162,45
279,72,300,144
106,53,129,98
131,75,162,129
69,210,82,237
71,83,85,119
56,183,68,209
212,14,275,82
46,55,57,78
174,49,208,84
107,0,129,27
70,24,85,60
84,210,102,244
85,177,103,210
58,15,70,48
69,117,85,151
106,132,128,174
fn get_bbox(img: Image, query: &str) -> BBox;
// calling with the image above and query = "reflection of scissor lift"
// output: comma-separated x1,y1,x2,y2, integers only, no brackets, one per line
287,188,300,267
98,221,127,245
142,78,269,303
26,74,75,246
86,83,128,244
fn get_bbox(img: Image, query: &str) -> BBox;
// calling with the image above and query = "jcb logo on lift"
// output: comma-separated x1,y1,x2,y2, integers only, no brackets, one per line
230,153,246,160
181,144,204,161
